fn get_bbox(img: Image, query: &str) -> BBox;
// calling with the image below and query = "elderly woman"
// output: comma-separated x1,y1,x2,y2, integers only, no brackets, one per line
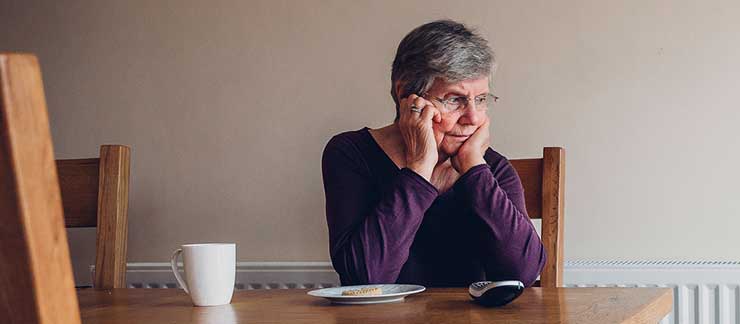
321,20,545,287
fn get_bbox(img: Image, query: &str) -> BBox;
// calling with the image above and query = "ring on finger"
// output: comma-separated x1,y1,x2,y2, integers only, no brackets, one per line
409,105,423,114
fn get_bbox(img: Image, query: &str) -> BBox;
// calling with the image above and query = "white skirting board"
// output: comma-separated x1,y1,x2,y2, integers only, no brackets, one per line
111,260,740,324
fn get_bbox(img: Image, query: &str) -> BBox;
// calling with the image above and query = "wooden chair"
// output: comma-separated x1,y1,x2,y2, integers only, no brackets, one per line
57,144,130,289
510,147,565,288
0,53,82,323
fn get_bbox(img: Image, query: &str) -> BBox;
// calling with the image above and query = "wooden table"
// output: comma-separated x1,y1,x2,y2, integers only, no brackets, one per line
78,287,672,323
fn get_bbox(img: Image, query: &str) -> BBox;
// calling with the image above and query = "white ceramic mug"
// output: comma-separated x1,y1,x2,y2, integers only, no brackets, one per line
170,243,236,306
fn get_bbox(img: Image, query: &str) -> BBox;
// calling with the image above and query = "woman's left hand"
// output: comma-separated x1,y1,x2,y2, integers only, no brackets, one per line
451,117,490,174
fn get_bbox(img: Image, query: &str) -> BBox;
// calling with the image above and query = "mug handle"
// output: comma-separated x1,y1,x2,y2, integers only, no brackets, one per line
170,248,189,294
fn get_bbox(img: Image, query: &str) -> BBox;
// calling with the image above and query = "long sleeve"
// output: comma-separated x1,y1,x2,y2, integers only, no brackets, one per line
453,152,547,287
322,135,438,285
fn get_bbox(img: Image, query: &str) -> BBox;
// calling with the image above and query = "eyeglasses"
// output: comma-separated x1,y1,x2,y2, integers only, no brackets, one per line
423,93,500,113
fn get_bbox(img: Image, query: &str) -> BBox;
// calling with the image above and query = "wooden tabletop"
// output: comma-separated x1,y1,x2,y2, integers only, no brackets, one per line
77,287,672,323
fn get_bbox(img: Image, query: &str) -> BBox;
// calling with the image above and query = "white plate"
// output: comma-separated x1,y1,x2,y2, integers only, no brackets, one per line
307,284,426,304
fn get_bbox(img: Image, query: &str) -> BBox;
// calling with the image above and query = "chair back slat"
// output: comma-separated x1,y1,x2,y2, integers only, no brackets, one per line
509,158,543,219
0,52,81,324
57,158,100,227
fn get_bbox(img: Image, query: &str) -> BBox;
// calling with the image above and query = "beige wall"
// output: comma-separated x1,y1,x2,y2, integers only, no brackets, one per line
3,0,739,283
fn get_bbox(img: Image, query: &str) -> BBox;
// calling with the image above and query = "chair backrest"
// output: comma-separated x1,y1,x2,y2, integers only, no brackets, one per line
57,144,130,288
510,147,565,288
0,53,82,324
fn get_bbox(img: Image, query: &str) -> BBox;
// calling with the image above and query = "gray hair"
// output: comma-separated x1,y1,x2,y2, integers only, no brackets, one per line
390,20,495,119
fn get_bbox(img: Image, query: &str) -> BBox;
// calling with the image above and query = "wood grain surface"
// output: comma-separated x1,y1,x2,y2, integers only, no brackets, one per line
78,287,672,324
540,147,565,288
0,52,81,324
56,145,130,288
93,144,130,289
57,158,100,227
509,158,543,219
510,147,565,288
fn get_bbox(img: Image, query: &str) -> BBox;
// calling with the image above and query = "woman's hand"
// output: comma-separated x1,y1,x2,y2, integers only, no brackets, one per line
398,94,442,181
451,117,490,174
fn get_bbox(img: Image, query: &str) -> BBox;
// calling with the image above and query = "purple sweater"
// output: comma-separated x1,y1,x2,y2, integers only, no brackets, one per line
321,128,546,287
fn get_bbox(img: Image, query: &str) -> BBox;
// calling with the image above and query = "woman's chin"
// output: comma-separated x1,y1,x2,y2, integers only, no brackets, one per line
440,143,462,157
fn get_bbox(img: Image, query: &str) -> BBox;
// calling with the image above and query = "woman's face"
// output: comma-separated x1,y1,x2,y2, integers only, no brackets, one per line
425,76,490,158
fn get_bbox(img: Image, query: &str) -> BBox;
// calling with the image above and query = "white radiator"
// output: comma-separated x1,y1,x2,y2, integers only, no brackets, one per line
120,261,340,290
106,260,740,324
565,260,740,324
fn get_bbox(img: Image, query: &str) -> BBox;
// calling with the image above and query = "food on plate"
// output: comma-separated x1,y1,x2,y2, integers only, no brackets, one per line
341,286,383,296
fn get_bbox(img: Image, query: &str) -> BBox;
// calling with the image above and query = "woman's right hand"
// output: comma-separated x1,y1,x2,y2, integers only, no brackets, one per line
398,94,441,181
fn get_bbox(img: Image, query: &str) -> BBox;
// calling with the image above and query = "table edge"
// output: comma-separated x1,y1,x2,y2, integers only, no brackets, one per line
621,288,673,324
